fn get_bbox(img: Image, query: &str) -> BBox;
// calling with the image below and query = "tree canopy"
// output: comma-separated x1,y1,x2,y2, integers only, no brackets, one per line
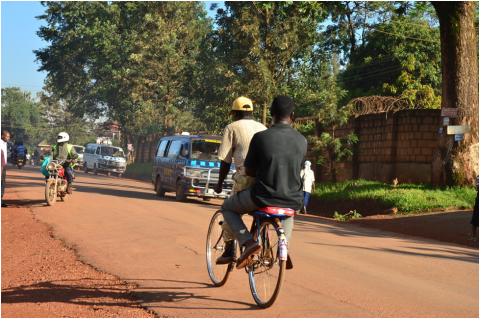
29,0,479,186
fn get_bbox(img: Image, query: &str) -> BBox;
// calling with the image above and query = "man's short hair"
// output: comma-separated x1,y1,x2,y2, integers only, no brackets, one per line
271,95,294,119
233,110,253,118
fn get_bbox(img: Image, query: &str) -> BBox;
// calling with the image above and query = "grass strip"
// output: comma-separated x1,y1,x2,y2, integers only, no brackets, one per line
312,179,477,214
125,162,152,176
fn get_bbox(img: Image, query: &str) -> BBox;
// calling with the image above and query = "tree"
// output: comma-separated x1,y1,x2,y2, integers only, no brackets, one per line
127,2,211,134
323,1,405,60
305,76,359,182
339,10,442,108
37,89,97,146
1,87,45,150
214,1,327,125
34,1,213,144
431,2,479,187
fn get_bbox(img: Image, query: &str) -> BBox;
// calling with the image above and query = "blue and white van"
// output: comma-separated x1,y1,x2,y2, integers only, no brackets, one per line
83,144,127,177
152,134,235,202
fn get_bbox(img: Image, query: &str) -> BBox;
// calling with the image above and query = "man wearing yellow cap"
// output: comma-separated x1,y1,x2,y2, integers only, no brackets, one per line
213,96,266,264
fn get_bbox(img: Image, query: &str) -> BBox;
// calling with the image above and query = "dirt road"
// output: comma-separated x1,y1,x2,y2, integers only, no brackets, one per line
3,166,479,317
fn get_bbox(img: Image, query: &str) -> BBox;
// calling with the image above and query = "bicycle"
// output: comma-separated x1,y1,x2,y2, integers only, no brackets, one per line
206,207,294,308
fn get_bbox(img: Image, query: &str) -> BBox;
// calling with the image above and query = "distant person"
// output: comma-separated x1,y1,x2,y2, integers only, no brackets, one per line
1,141,4,201
15,141,28,161
213,96,266,264
34,149,40,164
1,130,11,207
300,160,315,214
470,175,479,241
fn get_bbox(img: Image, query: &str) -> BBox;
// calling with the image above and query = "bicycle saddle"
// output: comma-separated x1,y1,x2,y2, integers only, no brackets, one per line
249,207,295,219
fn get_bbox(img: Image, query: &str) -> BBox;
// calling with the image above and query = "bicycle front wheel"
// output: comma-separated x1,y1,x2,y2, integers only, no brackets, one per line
248,219,286,308
206,210,232,286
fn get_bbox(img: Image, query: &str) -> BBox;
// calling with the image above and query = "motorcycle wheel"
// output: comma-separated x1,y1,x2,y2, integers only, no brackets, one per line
18,165,22,169
45,179,57,206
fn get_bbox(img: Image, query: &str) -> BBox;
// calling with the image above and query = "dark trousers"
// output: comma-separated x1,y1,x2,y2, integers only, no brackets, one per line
1,166,6,203
65,166,73,184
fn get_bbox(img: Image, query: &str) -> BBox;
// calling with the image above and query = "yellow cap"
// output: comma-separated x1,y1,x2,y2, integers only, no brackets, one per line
229,96,253,115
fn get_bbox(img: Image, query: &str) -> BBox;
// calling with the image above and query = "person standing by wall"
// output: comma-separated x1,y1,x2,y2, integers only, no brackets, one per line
300,160,315,214
1,130,11,207
470,175,479,241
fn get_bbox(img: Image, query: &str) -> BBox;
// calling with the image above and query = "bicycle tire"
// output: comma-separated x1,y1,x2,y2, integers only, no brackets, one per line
206,210,232,286
248,219,286,308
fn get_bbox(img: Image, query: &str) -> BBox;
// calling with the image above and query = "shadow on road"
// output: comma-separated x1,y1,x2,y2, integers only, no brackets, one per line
1,278,259,311
124,279,259,310
307,242,479,264
1,280,140,308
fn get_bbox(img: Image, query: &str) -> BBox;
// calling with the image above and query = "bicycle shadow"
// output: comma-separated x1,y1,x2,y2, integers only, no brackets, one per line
123,278,261,310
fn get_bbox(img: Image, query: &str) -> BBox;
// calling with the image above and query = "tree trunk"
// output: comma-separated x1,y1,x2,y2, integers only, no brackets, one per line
431,2,479,187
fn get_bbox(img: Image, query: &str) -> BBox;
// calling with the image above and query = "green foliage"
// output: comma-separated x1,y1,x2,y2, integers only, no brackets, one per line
303,76,359,182
37,89,97,146
1,87,45,150
338,3,442,108
314,179,477,214
333,210,362,221
210,1,328,125
323,1,404,59
294,121,316,134
32,0,449,144
34,1,212,142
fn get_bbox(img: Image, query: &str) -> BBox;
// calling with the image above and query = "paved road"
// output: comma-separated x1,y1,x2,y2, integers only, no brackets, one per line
7,165,479,317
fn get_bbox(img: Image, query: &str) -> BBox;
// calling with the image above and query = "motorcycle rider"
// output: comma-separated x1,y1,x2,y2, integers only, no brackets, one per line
52,132,78,194
15,141,28,166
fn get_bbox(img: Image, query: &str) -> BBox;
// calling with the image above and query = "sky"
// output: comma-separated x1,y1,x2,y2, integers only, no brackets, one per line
0,1,222,97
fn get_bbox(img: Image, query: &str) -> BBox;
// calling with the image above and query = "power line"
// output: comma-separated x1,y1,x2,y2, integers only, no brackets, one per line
342,55,398,72
338,64,401,81
371,28,440,43
337,67,401,84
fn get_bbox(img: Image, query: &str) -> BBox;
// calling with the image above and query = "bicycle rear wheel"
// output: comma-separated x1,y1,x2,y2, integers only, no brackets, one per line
248,219,286,308
206,210,233,286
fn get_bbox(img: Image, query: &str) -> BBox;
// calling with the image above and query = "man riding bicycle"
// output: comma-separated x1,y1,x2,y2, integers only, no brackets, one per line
218,95,307,269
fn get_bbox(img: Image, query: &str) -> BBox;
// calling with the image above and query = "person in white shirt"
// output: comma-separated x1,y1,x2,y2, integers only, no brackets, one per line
1,130,11,207
300,160,315,214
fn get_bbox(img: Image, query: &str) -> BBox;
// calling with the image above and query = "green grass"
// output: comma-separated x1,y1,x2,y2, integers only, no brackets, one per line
125,162,152,176
312,179,477,214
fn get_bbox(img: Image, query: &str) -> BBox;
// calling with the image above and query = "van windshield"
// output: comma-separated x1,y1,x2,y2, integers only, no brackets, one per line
190,139,221,161
74,146,84,154
101,147,124,158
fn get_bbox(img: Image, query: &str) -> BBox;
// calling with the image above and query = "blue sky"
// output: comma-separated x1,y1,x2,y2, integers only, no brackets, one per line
1,1,222,96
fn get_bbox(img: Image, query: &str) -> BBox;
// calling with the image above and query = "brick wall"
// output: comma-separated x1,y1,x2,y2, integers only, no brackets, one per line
134,109,442,184
317,109,441,184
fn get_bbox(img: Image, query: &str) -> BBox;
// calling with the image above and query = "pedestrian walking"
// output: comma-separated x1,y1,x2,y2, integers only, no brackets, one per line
1,130,11,207
300,160,315,214
469,175,479,241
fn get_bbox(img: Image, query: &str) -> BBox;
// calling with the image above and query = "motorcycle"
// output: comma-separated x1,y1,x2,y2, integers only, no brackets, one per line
44,159,74,206
17,155,26,169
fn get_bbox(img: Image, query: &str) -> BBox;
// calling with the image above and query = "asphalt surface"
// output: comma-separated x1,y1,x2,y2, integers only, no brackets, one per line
6,165,479,317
